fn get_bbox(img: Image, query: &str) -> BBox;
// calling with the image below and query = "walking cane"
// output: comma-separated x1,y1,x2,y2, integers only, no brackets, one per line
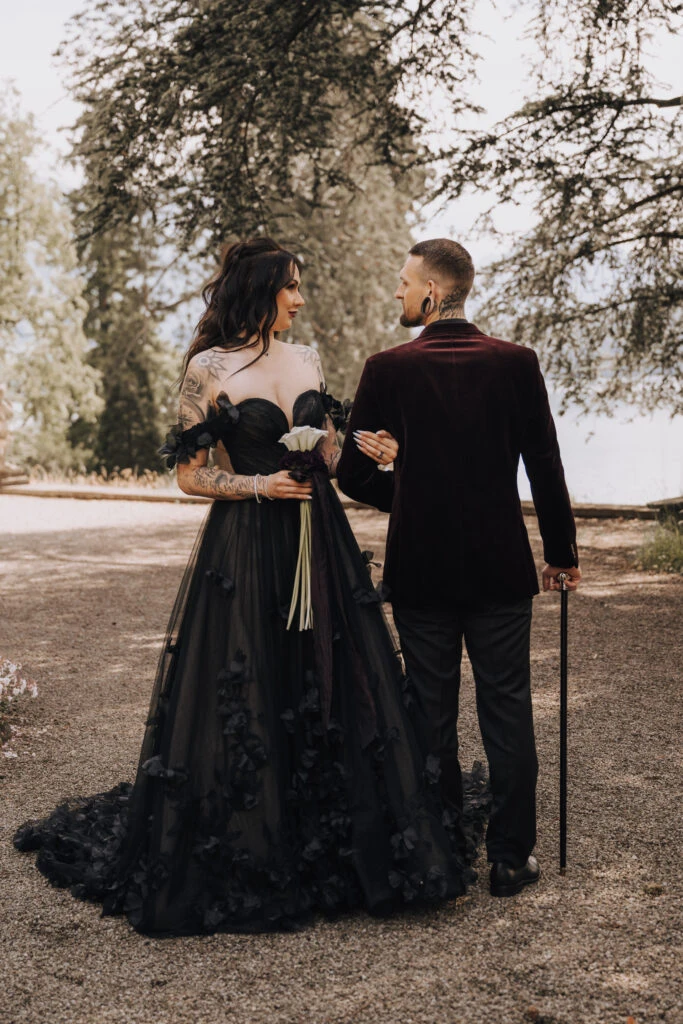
557,571,569,875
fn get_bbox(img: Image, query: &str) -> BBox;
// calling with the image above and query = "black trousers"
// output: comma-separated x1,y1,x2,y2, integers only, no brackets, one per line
393,599,537,868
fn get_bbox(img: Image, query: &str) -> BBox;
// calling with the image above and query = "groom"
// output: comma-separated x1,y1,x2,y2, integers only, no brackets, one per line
336,238,581,897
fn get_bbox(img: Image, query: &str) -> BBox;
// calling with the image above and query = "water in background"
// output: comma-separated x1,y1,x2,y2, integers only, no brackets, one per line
517,397,683,506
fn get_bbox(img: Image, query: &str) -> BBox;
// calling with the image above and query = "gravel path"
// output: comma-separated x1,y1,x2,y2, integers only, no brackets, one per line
1,495,681,1024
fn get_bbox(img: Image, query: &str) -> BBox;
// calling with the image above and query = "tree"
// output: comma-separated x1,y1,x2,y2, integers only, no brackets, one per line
58,0,450,401
58,0,477,249
0,89,102,471
438,0,683,414
70,213,203,472
58,1,683,413
286,164,421,397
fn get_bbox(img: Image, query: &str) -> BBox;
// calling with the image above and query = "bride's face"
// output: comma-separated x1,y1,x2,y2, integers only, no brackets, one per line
273,268,305,332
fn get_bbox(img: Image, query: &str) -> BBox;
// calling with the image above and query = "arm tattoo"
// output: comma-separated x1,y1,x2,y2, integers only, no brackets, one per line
292,344,325,387
325,449,342,477
178,357,214,428
182,368,204,398
178,366,209,428
319,415,342,478
194,347,230,381
191,467,256,500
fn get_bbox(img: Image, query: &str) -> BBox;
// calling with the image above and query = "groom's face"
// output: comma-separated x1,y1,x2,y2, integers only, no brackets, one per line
395,255,430,328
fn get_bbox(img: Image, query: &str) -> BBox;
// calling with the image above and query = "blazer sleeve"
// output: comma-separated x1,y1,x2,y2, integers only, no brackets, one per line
336,358,395,513
521,351,579,568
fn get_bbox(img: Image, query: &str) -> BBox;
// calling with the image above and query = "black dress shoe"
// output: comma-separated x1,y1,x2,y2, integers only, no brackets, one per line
490,855,540,897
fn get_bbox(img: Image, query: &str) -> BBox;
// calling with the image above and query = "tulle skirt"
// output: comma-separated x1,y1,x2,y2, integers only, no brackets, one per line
14,486,489,935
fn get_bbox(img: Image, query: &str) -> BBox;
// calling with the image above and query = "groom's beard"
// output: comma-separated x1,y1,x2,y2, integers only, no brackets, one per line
399,309,426,328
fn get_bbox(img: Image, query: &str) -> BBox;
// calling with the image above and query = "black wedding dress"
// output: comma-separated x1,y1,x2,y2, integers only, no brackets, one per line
13,387,489,936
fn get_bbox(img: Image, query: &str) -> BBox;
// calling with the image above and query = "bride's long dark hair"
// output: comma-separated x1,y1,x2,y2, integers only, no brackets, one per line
183,237,303,376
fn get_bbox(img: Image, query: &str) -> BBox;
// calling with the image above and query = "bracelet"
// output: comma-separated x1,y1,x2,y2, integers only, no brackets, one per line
253,474,262,503
263,475,275,500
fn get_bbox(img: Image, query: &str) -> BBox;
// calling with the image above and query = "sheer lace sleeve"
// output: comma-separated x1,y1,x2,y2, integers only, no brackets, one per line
317,389,353,478
177,355,214,430
158,356,239,472
158,394,240,470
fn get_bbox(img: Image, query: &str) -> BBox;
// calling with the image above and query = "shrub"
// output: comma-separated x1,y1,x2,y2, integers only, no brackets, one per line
0,658,38,754
636,517,683,575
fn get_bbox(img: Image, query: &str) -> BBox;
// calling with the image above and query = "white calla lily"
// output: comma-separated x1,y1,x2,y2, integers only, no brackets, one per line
279,425,328,452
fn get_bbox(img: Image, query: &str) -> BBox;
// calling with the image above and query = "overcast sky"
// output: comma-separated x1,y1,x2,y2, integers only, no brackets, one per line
2,0,682,503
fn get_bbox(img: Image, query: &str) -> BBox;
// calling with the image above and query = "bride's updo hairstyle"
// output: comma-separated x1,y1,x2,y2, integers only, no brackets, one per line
183,237,302,374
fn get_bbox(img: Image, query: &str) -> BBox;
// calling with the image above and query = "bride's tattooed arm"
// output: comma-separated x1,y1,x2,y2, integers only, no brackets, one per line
318,415,342,478
176,356,257,500
178,357,214,429
290,346,341,476
181,466,257,501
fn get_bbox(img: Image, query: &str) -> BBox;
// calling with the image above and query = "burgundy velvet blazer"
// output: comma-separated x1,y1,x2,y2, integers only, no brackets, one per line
336,320,579,608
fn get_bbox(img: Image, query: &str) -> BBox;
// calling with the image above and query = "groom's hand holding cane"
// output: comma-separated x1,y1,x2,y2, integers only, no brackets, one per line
542,565,582,591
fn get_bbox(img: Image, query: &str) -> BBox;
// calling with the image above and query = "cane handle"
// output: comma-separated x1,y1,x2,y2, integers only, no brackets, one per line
557,571,569,591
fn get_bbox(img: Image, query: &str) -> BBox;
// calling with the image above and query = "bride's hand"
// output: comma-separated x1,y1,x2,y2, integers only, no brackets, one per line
353,429,398,467
265,471,313,499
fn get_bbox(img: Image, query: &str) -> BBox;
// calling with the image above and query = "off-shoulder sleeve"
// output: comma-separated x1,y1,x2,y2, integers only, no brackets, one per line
159,394,240,470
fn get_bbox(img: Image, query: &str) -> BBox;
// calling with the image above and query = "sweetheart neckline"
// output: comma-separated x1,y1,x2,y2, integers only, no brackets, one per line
216,387,323,432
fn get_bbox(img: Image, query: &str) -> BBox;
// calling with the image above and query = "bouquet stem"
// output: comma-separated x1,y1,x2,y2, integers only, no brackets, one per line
287,500,313,631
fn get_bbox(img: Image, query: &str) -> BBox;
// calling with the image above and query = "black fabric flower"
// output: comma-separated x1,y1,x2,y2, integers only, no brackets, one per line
424,866,449,900
321,390,353,432
158,423,214,470
217,651,247,684
145,692,170,728
298,686,320,716
158,393,240,469
280,708,296,733
205,568,235,595
215,651,267,814
369,726,400,765
141,756,189,788
390,825,419,860
424,754,442,785
214,392,241,424
388,868,424,902
401,673,417,711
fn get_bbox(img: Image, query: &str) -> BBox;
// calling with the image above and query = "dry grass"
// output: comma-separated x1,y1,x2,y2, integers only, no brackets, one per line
27,465,168,489
636,518,683,575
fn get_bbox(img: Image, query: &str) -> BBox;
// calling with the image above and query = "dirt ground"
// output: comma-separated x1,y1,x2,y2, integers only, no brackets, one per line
0,494,681,1024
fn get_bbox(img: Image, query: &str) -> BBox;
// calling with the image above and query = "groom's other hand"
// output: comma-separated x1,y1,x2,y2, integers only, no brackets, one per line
542,565,582,592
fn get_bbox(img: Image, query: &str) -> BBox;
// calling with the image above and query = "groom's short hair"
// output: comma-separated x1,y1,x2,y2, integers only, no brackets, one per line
409,239,475,301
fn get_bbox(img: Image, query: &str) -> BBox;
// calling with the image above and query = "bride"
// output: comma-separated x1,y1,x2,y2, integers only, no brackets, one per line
14,237,488,936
